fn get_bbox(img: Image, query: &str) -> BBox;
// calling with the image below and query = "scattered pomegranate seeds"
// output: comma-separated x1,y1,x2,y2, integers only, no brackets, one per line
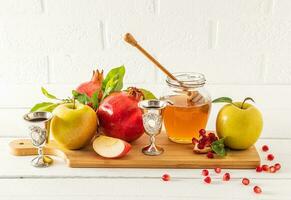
274,163,281,171
256,166,263,172
267,154,274,161
262,165,269,172
199,129,206,136
242,178,250,185
262,145,269,152
202,169,209,176
207,152,214,159
214,167,221,174
162,174,170,181
223,173,230,181
253,186,262,194
204,176,211,184
269,166,276,173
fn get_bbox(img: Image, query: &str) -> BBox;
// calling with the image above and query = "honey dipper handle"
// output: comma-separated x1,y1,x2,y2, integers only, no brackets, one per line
124,33,178,81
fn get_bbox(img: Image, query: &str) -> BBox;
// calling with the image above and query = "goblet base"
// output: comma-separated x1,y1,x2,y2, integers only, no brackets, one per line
142,144,164,156
31,155,53,168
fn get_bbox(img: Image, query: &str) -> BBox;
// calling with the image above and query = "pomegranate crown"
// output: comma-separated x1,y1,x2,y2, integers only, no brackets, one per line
127,87,144,101
92,69,104,83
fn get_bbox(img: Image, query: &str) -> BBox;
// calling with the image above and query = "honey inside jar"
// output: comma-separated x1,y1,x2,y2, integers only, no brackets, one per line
161,72,211,144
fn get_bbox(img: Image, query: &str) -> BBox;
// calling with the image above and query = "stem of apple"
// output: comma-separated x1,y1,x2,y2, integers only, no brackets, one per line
240,97,255,109
73,98,76,109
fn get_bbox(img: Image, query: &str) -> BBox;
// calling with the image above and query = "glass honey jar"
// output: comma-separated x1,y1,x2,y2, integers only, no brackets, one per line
161,72,211,144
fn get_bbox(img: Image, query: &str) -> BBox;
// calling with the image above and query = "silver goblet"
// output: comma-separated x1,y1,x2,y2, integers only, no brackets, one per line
138,100,167,156
23,111,53,167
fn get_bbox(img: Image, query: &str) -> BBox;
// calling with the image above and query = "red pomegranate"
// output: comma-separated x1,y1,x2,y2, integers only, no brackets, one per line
76,69,103,98
97,88,145,142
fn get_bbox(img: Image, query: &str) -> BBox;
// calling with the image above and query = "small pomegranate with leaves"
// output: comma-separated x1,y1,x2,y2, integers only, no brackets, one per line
76,69,103,98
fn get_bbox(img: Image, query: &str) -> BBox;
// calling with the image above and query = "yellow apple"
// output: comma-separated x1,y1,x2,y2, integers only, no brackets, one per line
51,102,97,150
216,102,263,150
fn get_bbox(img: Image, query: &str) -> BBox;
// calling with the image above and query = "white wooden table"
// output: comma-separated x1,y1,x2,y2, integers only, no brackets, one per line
1,85,291,199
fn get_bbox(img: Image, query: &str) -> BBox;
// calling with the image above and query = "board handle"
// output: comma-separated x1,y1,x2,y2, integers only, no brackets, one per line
9,139,66,159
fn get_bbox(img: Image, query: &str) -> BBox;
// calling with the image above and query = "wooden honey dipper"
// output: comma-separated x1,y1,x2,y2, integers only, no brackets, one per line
124,33,203,104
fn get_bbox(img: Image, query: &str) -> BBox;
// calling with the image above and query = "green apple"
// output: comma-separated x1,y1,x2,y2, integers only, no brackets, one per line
215,97,263,150
51,102,97,150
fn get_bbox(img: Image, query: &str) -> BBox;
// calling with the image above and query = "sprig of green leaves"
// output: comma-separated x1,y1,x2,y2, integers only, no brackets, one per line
72,90,99,110
30,87,65,113
211,138,227,157
30,65,157,113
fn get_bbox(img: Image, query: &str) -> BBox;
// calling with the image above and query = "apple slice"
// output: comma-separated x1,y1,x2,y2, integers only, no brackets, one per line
93,135,131,158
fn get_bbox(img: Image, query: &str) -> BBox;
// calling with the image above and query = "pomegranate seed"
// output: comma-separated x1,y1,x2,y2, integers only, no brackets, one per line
214,167,221,174
269,166,276,173
254,186,262,194
256,166,263,172
262,165,269,172
204,176,211,184
262,145,269,152
207,152,214,159
192,138,198,145
198,143,205,149
202,169,209,176
274,163,281,171
223,173,230,181
162,174,170,181
267,154,274,161
242,178,250,185
199,129,206,136
208,133,217,142
200,137,207,145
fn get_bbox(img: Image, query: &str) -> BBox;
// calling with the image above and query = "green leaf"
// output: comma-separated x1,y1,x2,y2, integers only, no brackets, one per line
102,65,125,92
212,97,233,104
38,103,59,112
102,78,119,101
41,87,58,100
30,102,59,113
211,138,226,157
72,90,91,105
31,102,54,112
139,88,157,100
91,91,99,110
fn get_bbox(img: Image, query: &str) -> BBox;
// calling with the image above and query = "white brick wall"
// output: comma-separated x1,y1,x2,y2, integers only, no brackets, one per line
1,0,291,86
1,0,291,137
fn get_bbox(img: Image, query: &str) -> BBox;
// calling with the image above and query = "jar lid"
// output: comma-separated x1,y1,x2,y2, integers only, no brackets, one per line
166,72,206,88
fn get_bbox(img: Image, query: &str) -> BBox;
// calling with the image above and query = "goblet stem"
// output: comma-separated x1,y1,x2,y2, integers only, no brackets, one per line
38,146,44,158
150,135,155,145
149,135,158,150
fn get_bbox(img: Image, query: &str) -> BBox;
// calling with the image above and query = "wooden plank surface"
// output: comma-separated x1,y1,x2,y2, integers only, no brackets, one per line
2,138,289,179
0,178,290,200
2,138,290,199
9,132,260,169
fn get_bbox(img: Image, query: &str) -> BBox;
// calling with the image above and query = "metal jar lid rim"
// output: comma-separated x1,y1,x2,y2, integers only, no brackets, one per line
166,72,206,88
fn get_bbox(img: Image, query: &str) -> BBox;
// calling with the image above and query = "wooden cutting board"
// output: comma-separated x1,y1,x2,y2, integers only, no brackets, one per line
9,132,260,169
